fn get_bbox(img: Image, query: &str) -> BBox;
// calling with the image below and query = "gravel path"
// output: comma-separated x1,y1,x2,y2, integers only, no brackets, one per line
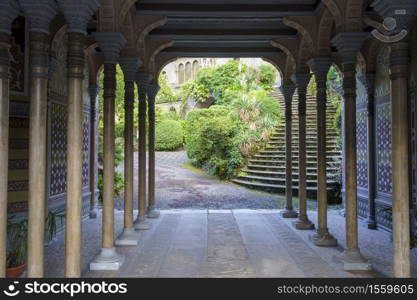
116,151,288,209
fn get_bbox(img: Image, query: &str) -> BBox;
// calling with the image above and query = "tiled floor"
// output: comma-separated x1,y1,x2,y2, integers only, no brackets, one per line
82,210,378,278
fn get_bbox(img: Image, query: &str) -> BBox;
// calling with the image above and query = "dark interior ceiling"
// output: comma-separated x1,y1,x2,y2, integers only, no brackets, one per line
136,0,322,57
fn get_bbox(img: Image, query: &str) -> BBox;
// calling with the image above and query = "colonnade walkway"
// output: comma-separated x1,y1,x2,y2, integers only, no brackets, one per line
42,208,413,278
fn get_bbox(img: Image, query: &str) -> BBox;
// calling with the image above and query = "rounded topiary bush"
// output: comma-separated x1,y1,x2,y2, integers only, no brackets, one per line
155,119,184,151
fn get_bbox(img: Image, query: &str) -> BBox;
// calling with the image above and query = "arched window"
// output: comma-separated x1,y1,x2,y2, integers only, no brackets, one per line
185,62,192,82
178,63,184,85
192,60,200,79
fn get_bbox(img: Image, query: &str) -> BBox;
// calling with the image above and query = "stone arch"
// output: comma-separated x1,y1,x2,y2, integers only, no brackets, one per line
185,61,192,82
317,8,334,56
361,37,382,73
154,55,178,83
192,60,200,79
178,63,185,84
118,0,137,27
322,0,344,32
261,58,284,82
297,36,313,73
344,0,365,32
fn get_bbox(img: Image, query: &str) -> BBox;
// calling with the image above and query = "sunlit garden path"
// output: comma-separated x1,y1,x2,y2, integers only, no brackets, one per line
116,151,287,210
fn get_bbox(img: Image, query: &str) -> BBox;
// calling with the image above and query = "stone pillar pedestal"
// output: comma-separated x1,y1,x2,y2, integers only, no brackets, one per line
307,57,337,247
115,57,141,246
90,32,126,271
292,73,314,230
147,84,160,219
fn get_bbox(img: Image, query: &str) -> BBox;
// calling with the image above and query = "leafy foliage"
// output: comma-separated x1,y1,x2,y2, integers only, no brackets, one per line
156,72,178,103
155,119,184,151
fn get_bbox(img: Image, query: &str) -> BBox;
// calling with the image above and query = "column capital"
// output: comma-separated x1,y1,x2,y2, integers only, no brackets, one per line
291,73,311,95
18,0,58,34
307,57,333,84
280,84,296,103
147,84,160,101
0,0,20,35
93,32,126,64
331,32,369,65
119,57,142,82
136,71,152,87
57,0,100,35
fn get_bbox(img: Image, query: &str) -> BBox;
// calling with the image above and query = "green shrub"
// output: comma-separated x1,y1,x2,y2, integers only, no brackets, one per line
155,119,184,151
185,106,243,179
258,64,277,91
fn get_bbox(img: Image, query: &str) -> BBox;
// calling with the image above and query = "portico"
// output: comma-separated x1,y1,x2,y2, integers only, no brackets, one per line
0,0,417,278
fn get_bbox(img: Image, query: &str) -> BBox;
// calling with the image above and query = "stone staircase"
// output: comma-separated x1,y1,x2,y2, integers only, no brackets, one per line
232,89,342,203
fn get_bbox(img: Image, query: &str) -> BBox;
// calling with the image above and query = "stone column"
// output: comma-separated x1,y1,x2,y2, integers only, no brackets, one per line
307,57,337,247
0,0,19,277
57,0,99,277
292,73,314,229
390,41,412,278
90,32,126,271
371,0,417,279
147,84,160,219
115,57,141,246
89,84,100,219
19,0,57,277
134,72,151,230
365,73,377,229
332,32,371,270
280,83,297,218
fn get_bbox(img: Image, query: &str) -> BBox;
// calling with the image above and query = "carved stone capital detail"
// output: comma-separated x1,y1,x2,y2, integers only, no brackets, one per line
93,32,126,64
0,0,20,34
331,32,369,65
19,0,58,34
291,73,311,95
146,84,160,102
307,57,333,85
57,0,100,34
280,84,296,103
119,57,142,82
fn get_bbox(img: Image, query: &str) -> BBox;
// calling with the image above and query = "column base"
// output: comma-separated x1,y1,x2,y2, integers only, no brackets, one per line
367,218,377,230
343,248,372,271
90,247,124,271
310,230,338,247
280,209,298,218
115,228,138,246
89,208,98,219
293,218,315,230
134,216,151,230
147,206,160,219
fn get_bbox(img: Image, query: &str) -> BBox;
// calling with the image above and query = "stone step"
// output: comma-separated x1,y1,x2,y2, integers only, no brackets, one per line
232,179,337,192
248,159,340,166
254,154,341,160
246,164,340,172
241,169,339,180
236,175,337,186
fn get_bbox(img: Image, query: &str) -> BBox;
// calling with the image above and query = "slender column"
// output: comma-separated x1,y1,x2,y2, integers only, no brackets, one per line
134,72,151,230
307,57,337,247
292,73,314,229
332,32,371,270
89,84,100,219
90,32,126,271
0,34,10,279
147,84,160,219
58,0,99,277
19,0,57,277
0,1,19,278
280,84,297,218
115,57,141,246
365,73,377,229
390,41,411,278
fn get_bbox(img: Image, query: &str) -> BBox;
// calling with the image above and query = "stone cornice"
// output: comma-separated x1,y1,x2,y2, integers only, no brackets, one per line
93,32,126,64
0,0,20,35
57,0,100,35
19,0,58,34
